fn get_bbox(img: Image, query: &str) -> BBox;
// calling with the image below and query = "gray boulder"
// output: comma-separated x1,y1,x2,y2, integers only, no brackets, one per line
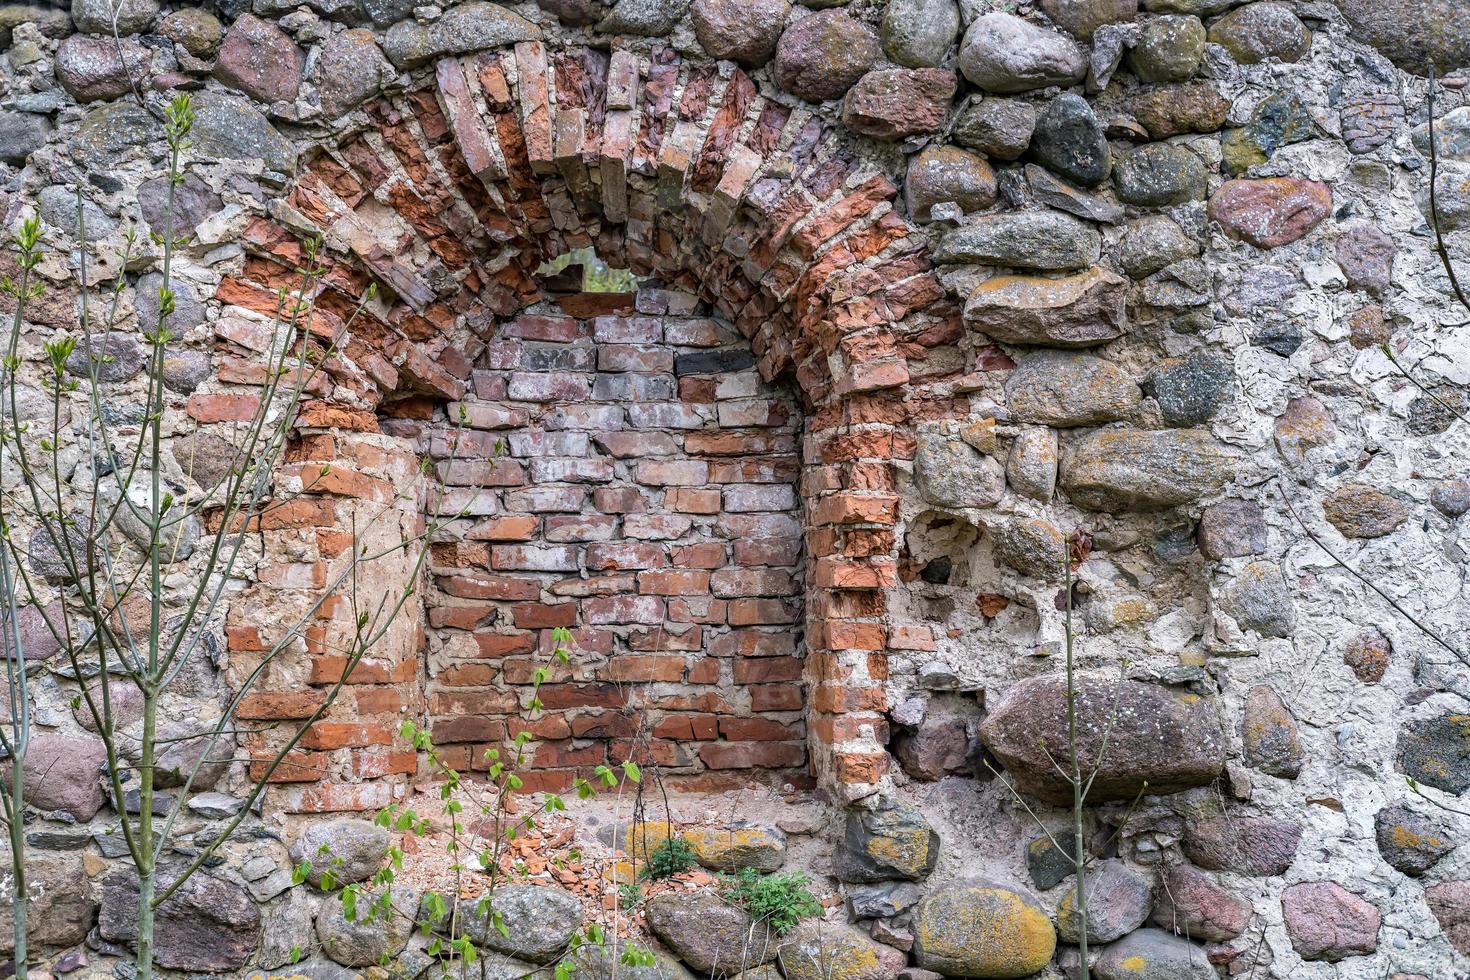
1056,859,1151,942
937,210,1101,271
1095,928,1214,979
959,13,1086,93
600,0,690,34
914,423,1005,508
190,92,296,173
1062,428,1239,511
1183,816,1301,876
1005,351,1138,427
464,884,582,964
1221,561,1296,638
289,818,391,888
317,885,419,967
73,0,159,35
646,890,777,976
980,674,1226,804
882,0,961,67
382,3,543,69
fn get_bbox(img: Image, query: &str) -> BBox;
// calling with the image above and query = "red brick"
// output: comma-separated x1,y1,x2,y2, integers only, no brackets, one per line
711,569,798,598
667,488,722,514
586,542,666,570
699,741,805,770
467,515,540,541
735,656,803,684
671,542,727,569
582,595,665,625
751,685,803,711
187,393,261,423
511,602,577,629
474,632,539,658
300,722,395,750
728,599,799,626
636,460,709,486
605,656,687,682
720,717,803,741
437,575,541,601
638,570,711,596
237,692,325,720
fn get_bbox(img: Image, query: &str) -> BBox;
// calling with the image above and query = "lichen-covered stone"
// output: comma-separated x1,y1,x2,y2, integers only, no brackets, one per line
1130,14,1204,81
318,884,419,967
647,890,776,976
841,68,956,141
774,10,878,102
1030,94,1111,188
1062,428,1239,512
467,884,583,964
964,266,1128,347
906,146,997,221
1151,863,1250,941
1094,928,1215,980
1241,685,1303,778
915,424,1005,508
882,0,961,67
959,12,1087,93
1183,816,1301,876
73,0,158,35
1223,91,1317,174
56,35,152,103
911,881,1056,977
1119,215,1198,278
1007,428,1058,501
1056,859,1151,942
691,0,788,67
1129,82,1230,138
980,674,1226,803
938,211,1101,271
992,516,1067,579
1222,560,1296,638
683,823,787,872
1208,2,1310,64
599,0,690,35
1209,178,1332,249
190,92,296,173
952,98,1036,160
1398,714,1470,795
1375,805,1454,876
1039,0,1137,39
1281,882,1379,961
318,29,393,118
834,797,940,882
289,818,391,887
778,921,907,980
382,3,543,69
1115,143,1208,206
568,943,697,979
161,7,222,57
1005,351,1138,426
215,13,304,104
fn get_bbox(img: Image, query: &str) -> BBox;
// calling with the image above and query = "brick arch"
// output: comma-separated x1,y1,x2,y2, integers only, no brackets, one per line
221,42,977,811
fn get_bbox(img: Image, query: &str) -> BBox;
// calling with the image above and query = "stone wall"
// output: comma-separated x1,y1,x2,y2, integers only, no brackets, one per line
2,0,1470,976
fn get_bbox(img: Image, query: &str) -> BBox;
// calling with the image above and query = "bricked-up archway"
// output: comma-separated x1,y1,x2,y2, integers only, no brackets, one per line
220,43,979,812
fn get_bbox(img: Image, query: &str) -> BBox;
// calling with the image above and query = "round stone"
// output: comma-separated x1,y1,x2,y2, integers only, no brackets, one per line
66,332,146,382
56,35,153,103
774,11,878,102
318,884,419,967
21,734,108,821
952,98,1037,160
1056,859,1151,943
137,272,207,333
1196,499,1268,561
1334,0,1469,74
1115,142,1208,206
1094,928,1215,980
1147,351,1230,427
647,891,776,975
1119,215,1199,278
468,884,583,964
0,111,51,165
882,0,961,68
1375,805,1454,876
992,516,1067,579
161,8,223,58
906,146,997,222
538,0,607,25
692,0,789,68
1130,14,1205,81
1208,2,1311,64
319,29,392,118
161,348,212,394
1281,882,1380,962
1432,479,1470,517
778,921,908,980
1039,0,1138,39
288,818,390,888
1151,864,1250,942
1183,816,1301,876
938,210,1102,271
1241,684,1303,778
599,0,691,35
981,674,1226,803
1129,81,1231,138
73,0,159,35
1007,428,1058,502
1398,715,1470,795
911,881,1056,977
214,13,305,104
1343,630,1391,683
1063,428,1238,511
958,12,1087,94
1209,177,1332,249
1030,93,1111,188
1336,223,1396,293
1322,484,1410,539
1222,560,1296,638
1005,351,1139,427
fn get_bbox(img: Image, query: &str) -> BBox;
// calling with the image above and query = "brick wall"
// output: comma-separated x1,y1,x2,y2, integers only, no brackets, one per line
392,290,807,792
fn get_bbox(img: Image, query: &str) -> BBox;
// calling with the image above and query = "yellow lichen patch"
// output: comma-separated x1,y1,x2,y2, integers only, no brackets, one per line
683,825,783,871
866,825,934,874
914,884,1057,979
618,820,681,856
1120,954,1150,972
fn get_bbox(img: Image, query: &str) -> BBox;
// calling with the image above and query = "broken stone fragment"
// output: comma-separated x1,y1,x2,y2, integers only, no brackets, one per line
840,68,957,141
1005,351,1138,427
980,674,1226,803
382,2,543,69
914,423,1005,509
1182,815,1301,876
681,823,788,872
1240,684,1304,778
1281,882,1379,961
833,797,940,882
938,210,1102,271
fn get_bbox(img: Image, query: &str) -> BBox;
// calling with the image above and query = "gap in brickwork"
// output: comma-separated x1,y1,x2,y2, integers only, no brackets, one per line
401,282,810,794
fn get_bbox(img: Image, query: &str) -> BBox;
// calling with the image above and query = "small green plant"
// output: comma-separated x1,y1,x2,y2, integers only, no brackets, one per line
618,880,643,910
642,837,697,880
719,868,822,936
